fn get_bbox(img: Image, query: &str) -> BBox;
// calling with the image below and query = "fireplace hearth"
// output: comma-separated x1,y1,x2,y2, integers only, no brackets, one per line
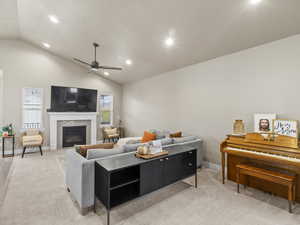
63,126,86,147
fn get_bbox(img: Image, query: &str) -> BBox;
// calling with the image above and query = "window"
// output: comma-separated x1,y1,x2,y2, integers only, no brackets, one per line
100,94,113,126
22,88,43,129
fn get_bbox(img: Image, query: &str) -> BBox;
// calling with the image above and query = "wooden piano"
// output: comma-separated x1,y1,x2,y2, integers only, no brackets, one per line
220,133,300,202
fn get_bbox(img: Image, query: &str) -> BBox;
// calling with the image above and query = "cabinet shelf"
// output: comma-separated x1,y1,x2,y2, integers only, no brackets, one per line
110,178,140,190
110,165,140,188
110,182,140,208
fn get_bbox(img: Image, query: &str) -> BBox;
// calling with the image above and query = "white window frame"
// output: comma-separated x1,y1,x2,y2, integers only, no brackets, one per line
99,93,114,127
22,87,43,129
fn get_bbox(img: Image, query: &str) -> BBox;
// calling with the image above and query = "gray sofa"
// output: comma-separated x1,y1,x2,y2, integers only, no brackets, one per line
65,135,203,214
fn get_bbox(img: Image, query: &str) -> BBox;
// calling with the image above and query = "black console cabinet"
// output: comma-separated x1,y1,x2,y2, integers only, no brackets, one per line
140,157,165,195
95,146,197,225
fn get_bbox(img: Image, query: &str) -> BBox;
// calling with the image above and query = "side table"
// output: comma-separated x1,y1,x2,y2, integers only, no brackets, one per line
2,135,15,157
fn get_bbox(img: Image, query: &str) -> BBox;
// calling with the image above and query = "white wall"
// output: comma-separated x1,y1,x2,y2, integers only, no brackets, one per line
0,40,122,146
123,35,300,164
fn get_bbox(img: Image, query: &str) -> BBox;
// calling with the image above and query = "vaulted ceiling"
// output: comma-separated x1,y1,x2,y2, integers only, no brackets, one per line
1,0,300,84
0,0,19,38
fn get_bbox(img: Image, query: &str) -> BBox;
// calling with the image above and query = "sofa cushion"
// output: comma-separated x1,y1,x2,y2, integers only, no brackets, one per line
126,139,141,144
108,134,119,138
22,135,42,146
141,131,156,143
172,136,198,144
105,128,117,135
123,143,144,153
116,137,142,147
155,138,173,146
78,143,114,157
86,147,124,160
169,131,182,138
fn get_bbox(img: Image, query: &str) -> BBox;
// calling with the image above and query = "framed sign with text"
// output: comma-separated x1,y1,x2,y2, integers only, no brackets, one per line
273,119,298,138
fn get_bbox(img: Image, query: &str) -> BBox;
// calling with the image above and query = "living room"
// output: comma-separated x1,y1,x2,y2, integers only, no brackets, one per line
1,0,300,225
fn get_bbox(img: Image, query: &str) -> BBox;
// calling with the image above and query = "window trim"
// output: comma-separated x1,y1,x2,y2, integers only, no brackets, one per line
99,93,114,127
22,87,43,129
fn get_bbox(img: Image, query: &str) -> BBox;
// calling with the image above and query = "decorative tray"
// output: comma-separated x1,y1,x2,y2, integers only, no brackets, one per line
135,150,168,159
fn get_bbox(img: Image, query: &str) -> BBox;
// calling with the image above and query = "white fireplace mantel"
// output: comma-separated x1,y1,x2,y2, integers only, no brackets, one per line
48,112,97,150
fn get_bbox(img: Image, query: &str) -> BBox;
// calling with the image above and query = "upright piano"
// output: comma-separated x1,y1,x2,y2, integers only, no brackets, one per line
220,133,300,202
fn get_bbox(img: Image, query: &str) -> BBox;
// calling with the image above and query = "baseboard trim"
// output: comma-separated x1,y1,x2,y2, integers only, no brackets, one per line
203,161,221,171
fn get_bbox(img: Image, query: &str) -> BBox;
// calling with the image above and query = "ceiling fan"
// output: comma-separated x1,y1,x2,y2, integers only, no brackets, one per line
73,43,122,72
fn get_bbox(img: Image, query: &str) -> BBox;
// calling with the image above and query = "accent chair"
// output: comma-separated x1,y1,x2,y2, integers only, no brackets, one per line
21,128,44,158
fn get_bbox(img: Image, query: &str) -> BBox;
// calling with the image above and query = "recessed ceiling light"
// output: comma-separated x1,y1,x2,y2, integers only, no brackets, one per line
48,15,60,24
249,0,262,5
104,71,110,76
165,37,175,47
125,59,132,65
42,42,51,48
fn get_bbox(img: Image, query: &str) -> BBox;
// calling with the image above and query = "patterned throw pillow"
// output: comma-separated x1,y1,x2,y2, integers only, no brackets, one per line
149,129,168,139
169,131,182,138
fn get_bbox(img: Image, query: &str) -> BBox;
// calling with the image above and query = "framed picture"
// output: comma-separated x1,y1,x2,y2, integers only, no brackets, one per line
273,119,298,138
254,113,276,133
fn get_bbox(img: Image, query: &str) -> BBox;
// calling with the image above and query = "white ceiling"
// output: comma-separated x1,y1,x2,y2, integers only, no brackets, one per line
1,0,300,84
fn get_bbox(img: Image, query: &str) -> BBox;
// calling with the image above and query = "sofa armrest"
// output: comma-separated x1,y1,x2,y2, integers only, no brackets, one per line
65,149,95,210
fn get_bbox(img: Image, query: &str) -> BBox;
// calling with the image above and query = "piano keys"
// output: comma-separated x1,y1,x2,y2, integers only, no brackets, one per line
220,134,300,202
224,147,300,166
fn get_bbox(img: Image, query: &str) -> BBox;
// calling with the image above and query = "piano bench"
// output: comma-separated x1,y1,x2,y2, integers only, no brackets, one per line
236,164,296,213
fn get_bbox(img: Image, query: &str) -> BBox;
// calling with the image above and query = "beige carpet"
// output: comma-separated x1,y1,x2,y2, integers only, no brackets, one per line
0,150,300,225
0,157,13,207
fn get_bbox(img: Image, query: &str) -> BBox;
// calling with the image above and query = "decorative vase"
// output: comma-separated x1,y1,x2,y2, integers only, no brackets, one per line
233,120,245,135
8,124,13,136
137,145,149,155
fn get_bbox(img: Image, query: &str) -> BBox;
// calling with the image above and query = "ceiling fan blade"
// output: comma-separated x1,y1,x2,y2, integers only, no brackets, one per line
98,66,122,71
73,58,92,67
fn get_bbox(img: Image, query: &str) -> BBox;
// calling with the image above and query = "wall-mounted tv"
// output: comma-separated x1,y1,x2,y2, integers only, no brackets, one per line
50,86,97,112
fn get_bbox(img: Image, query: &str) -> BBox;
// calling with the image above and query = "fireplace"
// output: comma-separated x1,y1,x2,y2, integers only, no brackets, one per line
48,112,97,150
63,126,86,147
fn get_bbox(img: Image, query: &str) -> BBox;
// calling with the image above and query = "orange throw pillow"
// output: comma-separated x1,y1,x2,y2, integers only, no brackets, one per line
141,131,156,143
170,131,182,138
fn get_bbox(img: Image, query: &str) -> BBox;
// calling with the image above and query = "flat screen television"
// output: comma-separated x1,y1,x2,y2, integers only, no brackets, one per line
50,86,97,112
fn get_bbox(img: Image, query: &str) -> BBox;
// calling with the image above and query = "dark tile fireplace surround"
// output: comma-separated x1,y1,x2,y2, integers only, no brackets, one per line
63,126,86,147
